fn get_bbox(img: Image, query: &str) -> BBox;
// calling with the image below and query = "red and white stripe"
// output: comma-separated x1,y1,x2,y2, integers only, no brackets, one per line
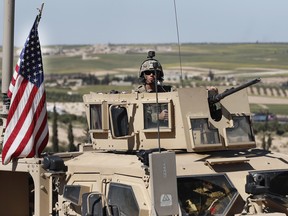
2,63,49,165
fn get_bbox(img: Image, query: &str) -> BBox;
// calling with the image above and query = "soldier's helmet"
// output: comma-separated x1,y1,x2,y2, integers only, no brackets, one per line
139,51,164,83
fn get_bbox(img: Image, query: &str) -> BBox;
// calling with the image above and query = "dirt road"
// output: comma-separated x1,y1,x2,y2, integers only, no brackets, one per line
248,96,288,104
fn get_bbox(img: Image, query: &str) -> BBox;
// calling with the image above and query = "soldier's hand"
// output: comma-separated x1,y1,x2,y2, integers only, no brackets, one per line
159,109,168,120
207,86,218,93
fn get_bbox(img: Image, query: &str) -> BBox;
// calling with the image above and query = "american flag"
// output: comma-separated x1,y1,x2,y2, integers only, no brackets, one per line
2,16,49,165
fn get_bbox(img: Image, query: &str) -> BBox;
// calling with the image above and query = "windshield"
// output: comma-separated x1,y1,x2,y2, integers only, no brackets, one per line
190,118,220,145
143,103,169,129
177,174,238,216
90,104,102,130
226,116,254,144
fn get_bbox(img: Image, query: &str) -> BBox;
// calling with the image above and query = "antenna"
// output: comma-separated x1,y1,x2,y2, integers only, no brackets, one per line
173,0,183,87
152,58,161,153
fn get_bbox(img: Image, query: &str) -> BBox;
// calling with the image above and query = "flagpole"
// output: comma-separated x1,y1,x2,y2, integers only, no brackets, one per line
2,0,15,112
37,3,44,23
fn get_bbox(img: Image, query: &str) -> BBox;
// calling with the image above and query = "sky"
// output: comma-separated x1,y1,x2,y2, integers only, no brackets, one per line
1,0,288,46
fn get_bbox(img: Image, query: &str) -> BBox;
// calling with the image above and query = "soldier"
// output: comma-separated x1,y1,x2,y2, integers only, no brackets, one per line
135,51,171,124
135,51,173,94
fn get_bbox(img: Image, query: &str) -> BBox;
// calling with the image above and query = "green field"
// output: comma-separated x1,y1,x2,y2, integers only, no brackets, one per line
2,43,288,75
40,43,288,74
250,104,288,116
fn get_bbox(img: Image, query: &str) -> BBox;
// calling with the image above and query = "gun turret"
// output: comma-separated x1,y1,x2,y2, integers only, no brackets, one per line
208,78,261,121
209,78,261,104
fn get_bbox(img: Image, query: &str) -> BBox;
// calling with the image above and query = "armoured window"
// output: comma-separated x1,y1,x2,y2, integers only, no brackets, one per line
108,183,139,216
177,174,239,216
226,116,254,144
90,104,102,130
143,103,169,129
110,105,129,137
190,118,220,145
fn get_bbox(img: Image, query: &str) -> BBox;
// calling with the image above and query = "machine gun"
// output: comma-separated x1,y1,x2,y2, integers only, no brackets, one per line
244,170,288,215
208,78,261,121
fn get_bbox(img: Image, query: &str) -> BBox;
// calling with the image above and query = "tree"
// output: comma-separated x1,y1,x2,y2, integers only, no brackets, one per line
68,122,77,152
101,74,110,85
261,133,266,150
267,133,273,150
52,105,59,152
208,69,214,81
83,126,91,143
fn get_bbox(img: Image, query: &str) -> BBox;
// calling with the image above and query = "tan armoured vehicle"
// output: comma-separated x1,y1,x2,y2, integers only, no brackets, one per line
1,55,288,216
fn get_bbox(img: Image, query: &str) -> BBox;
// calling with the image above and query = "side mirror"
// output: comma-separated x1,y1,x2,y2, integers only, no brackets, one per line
82,192,116,216
82,192,103,216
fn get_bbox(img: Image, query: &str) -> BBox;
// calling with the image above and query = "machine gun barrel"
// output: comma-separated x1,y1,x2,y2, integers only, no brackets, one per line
209,78,261,104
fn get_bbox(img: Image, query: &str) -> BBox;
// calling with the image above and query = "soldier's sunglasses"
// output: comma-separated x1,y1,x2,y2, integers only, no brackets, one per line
144,70,155,75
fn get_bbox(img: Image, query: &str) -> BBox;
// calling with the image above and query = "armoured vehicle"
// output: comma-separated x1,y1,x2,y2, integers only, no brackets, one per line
2,1,288,215
1,60,288,216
